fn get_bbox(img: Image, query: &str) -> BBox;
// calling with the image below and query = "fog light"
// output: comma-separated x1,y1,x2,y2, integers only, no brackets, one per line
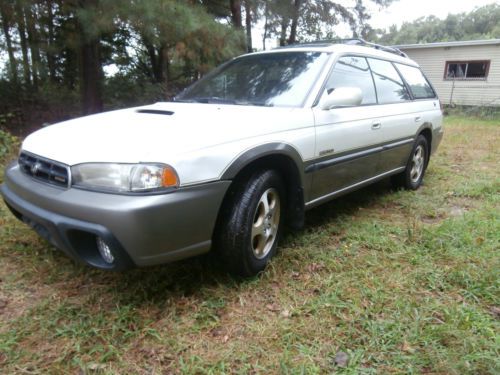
96,237,115,264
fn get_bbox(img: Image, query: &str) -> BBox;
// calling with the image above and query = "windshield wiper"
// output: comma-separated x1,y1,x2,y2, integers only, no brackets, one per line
176,97,272,107
182,97,237,104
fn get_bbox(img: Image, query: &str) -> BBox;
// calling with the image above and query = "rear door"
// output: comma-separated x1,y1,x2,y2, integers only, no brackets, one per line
393,62,442,148
364,57,416,173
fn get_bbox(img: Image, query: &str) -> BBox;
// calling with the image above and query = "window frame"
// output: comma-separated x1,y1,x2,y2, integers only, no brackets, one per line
312,53,437,108
393,62,437,100
323,55,379,106
443,60,490,81
366,57,412,105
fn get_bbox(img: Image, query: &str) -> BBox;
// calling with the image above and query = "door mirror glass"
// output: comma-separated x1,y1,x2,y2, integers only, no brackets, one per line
320,87,363,110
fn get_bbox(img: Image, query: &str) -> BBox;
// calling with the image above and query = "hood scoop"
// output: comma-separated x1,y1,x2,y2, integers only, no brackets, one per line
136,109,174,116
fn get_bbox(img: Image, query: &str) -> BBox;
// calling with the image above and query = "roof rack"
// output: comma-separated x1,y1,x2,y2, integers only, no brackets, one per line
281,38,408,58
342,38,408,58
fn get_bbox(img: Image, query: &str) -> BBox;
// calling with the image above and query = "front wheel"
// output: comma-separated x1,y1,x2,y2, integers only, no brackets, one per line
392,135,429,190
215,169,285,277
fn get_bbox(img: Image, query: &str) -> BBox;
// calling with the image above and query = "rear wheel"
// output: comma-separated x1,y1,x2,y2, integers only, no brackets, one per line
215,169,285,277
392,134,429,190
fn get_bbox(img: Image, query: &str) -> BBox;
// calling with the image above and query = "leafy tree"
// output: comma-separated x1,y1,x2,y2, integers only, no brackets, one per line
121,0,244,86
0,0,402,122
262,0,394,47
377,3,500,45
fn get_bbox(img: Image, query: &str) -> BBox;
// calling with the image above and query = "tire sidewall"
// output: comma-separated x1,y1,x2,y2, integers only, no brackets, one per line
405,135,429,190
225,169,285,276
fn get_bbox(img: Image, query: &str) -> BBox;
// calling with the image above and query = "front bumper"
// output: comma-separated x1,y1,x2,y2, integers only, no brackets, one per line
1,163,230,270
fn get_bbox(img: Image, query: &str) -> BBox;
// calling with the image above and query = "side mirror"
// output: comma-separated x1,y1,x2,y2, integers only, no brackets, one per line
320,87,363,110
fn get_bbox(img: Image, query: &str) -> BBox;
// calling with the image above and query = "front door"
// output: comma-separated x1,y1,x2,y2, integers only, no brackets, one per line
309,55,383,201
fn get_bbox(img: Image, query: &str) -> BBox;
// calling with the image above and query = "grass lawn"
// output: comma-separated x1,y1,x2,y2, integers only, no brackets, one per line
0,116,499,374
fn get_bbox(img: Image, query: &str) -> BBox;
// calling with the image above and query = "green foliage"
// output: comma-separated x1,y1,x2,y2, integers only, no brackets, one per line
121,0,245,82
102,74,167,109
0,127,19,162
445,105,500,121
261,0,394,45
0,0,247,122
377,3,500,44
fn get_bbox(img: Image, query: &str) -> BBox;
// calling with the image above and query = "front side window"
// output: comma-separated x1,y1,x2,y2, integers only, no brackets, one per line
445,61,489,80
395,63,436,99
176,51,330,107
367,58,411,104
324,56,377,105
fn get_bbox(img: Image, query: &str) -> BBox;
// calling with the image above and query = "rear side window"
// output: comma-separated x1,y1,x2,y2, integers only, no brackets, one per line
396,63,436,99
367,58,410,104
325,56,377,105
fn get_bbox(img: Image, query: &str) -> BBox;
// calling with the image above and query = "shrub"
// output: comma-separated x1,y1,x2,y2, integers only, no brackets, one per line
0,128,20,163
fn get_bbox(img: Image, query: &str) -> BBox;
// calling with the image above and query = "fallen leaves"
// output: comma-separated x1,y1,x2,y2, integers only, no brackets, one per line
401,341,415,353
489,306,500,320
0,298,8,311
265,303,280,312
280,309,291,318
333,351,349,368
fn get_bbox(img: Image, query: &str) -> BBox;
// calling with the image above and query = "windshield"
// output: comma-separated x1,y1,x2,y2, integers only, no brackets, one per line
176,51,330,107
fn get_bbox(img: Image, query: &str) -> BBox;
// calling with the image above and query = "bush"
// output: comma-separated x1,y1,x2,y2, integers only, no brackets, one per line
444,104,500,120
0,128,20,164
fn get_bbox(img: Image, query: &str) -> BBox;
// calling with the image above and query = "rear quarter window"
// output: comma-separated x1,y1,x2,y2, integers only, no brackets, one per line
395,63,436,99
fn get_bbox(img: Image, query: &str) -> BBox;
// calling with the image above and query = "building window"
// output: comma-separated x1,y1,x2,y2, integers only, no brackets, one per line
444,60,490,80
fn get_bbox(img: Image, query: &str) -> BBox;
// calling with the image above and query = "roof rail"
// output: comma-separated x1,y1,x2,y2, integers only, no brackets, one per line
282,38,408,58
342,38,408,58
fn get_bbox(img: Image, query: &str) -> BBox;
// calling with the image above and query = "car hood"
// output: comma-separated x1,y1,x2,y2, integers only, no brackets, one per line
21,102,306,166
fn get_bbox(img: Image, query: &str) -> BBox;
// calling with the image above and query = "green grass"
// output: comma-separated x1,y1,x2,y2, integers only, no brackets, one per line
0,116,499,374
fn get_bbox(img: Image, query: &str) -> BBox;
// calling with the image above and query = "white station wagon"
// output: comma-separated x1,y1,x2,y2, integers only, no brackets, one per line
1,40,443,276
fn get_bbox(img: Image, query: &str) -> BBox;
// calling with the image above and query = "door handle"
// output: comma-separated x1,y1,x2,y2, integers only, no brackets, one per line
371,122,381,130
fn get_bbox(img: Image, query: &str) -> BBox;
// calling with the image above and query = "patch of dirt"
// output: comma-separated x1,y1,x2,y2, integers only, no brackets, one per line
0,259,55,331
448,206,467,217
420,213,446,224
0,283,52,331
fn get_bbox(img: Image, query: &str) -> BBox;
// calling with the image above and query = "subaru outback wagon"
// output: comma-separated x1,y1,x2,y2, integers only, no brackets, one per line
1,40,443,276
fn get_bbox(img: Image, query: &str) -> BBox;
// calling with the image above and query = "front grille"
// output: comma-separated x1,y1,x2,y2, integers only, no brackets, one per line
18,152,70,188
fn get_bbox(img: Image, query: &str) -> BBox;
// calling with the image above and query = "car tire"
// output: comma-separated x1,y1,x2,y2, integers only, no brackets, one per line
215,169,285,277
392,134,429,190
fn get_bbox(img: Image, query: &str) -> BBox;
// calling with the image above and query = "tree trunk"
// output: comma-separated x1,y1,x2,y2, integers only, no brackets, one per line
146,43,157,82
162,45,170,85
262,2,268,50
143,36,165,83
14,1,31,86
80,40,103,115
0,2,18,83
157,45,165,83
63,47,78,89
244,0,252,52
287,0,301,45
78,0,103,115
279,18,289,47
230,0,242,28
46,0,57,83
25,3,43,89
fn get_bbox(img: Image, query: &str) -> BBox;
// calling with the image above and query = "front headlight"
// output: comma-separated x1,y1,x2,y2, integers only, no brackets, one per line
71,163,179,193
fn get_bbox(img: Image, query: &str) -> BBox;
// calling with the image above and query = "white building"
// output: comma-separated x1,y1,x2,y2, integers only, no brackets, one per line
395,39,500,106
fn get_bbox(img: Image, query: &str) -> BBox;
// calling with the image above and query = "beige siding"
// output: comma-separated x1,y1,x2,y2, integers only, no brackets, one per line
400,44,500,106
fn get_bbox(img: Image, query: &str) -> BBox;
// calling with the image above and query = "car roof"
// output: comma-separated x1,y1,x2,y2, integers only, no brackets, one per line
248,41,419,67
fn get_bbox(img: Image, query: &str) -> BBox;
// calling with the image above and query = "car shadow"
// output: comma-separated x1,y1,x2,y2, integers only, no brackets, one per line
96,178,397,307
